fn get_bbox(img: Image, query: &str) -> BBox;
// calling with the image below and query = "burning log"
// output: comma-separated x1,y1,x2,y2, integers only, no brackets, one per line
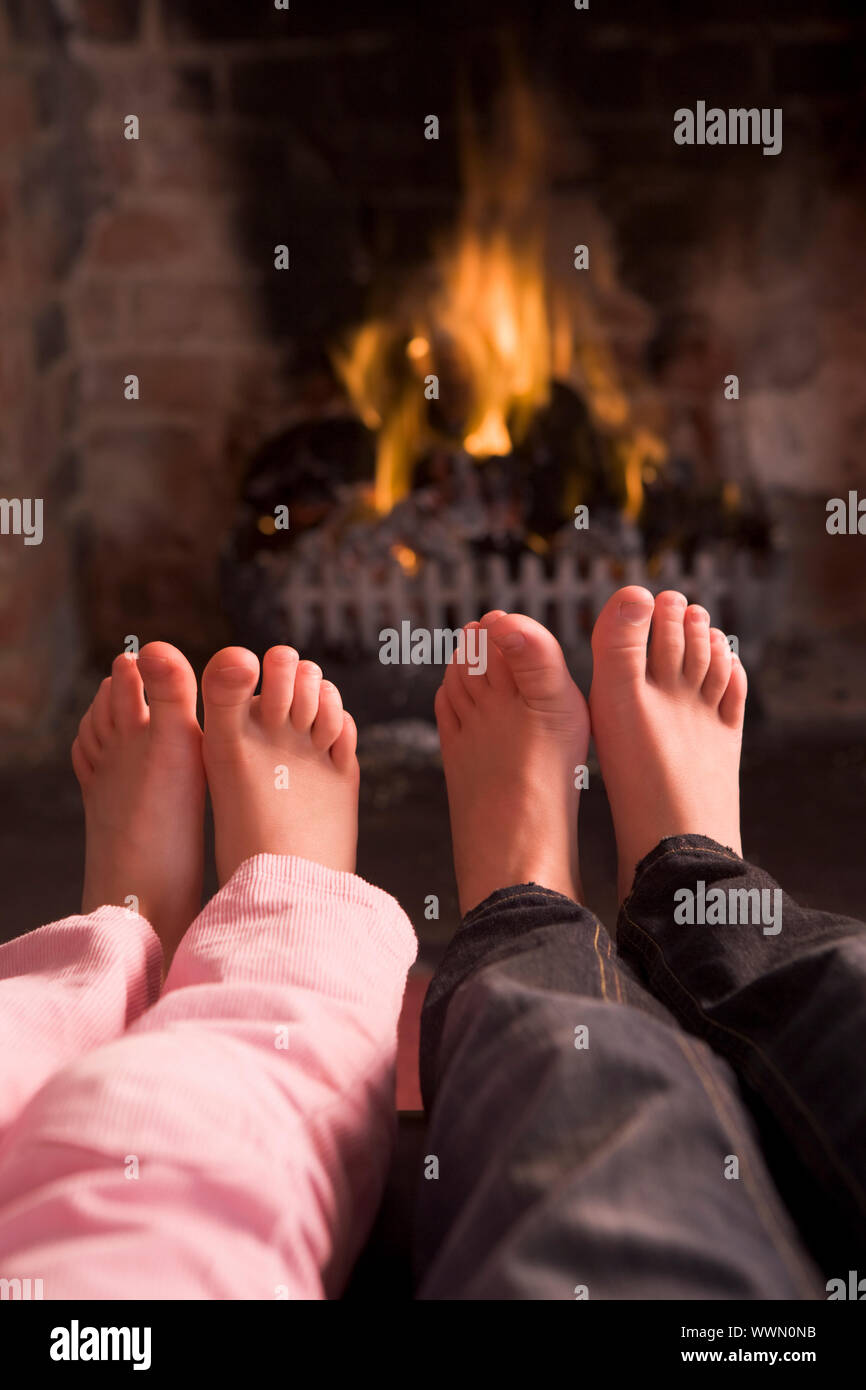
229,416,375,563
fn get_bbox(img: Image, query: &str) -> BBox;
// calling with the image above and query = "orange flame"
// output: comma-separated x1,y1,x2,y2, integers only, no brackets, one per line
333,76,665,521
437,226,552,460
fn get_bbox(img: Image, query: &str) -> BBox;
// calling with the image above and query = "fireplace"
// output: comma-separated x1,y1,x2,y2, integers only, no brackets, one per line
220,57,780,678
1,0,865,760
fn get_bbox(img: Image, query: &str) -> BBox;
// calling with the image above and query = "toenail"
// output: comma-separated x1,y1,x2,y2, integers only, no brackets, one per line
493,631,525,652
138,655,170,669
619,601,652,624
213,664,255,681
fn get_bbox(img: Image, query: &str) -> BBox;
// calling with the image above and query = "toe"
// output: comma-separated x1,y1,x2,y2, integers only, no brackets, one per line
719,653,748,728
91,677,114,743
202,646,260,736
289,660,322,732
259,646,299,727
682,606,711,687
442,655,475,722
110,653,148,729
590,585,654,688
456,621,487,692
330,711,359,774
483,634,517,693
71,736,93,786
486,612,574,711
434,681,461,737
139,642,201,738
702,628,734,706
480,609,508,628
647,590,688,687
76,707,102,765
311,679,344,750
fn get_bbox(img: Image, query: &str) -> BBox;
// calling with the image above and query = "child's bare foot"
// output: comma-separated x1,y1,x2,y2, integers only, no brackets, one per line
71,643,206,960
590,586,748,902
201,646,359,885
436,613,589,916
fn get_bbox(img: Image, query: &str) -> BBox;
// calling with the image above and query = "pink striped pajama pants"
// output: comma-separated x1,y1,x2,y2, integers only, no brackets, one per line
0,855,417,1299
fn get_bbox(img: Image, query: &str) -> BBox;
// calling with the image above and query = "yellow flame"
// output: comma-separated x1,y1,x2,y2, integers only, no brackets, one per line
333,78,666,520
436,227,551,458
618,429,667,521
465,407,513,458
332,322,386,432
375,396,424,514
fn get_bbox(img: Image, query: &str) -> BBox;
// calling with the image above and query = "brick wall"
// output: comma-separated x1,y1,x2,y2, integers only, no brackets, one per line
0,0,91,756
67,0,278,672
0,0,864,758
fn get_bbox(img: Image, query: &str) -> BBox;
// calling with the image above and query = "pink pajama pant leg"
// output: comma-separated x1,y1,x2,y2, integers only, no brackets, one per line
0,855,416,1299
0,908,162,1143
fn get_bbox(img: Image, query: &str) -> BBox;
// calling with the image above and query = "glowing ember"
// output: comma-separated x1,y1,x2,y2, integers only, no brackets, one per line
525,533,550,556
390,543,421,575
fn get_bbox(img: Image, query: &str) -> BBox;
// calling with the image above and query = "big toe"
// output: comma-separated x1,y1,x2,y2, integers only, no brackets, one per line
202,647,260,738
486,613,578,712
591,586,655,688
138,643,200,737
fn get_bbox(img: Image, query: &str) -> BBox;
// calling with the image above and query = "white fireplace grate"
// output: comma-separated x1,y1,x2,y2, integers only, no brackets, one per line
261,545,774,665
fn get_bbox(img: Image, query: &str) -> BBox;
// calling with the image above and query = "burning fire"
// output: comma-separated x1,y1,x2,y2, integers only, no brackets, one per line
333,80,665,523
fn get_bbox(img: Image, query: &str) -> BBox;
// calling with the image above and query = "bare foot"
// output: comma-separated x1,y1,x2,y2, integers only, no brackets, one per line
71,643,206,961
201,646,359,885
436,613,590,916
590,586,748,901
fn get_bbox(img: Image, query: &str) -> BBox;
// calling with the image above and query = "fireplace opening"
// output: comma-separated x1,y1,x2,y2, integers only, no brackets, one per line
221,69,774,683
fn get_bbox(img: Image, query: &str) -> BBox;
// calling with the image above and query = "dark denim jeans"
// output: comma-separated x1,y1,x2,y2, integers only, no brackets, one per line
413,835,866,1300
